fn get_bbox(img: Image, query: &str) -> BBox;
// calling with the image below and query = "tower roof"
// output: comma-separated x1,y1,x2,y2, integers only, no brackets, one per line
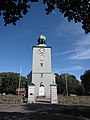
37,34,46,46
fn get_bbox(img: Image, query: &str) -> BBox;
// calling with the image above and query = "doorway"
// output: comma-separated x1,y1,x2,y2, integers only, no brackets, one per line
39,82,45,96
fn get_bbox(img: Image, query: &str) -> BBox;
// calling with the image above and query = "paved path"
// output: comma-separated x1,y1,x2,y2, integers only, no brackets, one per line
0,103,90,120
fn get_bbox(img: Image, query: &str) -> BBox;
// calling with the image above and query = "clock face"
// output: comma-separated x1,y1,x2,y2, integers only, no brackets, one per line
39,48,45,53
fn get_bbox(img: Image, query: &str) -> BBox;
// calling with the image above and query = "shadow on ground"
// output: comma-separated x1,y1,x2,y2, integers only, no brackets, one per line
0,103,90,120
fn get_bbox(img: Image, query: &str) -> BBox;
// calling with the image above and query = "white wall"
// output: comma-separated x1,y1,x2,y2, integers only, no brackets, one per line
32,73,55,98
32,47,52,73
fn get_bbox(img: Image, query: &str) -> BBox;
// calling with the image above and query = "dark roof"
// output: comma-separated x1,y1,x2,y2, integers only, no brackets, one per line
28,83,35,86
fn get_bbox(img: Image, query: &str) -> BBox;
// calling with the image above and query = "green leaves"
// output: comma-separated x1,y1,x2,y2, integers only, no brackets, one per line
0,72,26,94
43,0,90,33
0,0,30,26
0,0,90,33
80,70,90,95
55,73,83,95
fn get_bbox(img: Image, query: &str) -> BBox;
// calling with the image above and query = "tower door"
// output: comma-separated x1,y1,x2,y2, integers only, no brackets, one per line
39,86,45,96
39,82,45,96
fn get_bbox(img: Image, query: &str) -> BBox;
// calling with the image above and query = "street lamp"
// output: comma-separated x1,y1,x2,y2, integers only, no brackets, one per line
65,73,68,96
18,66,22,96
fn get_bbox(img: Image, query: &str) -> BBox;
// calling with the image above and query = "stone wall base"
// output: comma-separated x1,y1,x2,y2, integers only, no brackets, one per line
0,95,23,104
58,95,90,105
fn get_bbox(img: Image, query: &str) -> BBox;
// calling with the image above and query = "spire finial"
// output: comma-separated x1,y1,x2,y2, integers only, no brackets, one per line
41,26,43,35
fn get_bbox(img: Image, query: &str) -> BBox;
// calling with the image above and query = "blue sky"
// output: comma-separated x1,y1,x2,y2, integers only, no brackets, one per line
0,2,90,80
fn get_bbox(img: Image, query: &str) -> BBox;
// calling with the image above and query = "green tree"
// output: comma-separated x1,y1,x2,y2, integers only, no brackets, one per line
67,75,80,95
76,84,85,95
55,73,65,94
0,72,26,94
55,73,83,95
0,76,2,92
80,70,90,95
0,0,90,33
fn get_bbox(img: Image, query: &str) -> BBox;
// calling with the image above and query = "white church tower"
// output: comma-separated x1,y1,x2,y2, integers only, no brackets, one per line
31,34,55,98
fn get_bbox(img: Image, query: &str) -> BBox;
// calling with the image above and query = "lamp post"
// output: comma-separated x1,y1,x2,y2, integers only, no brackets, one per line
18,66,22,96
65,73,68,96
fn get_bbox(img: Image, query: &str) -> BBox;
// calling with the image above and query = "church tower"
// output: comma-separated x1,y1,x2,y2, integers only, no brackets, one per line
31,35,55,98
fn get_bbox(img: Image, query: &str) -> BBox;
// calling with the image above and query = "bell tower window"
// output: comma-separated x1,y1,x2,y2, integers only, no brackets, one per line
40,63,43,67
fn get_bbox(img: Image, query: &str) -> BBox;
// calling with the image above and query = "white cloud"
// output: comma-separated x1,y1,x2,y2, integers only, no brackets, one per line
75,34,90,46
54,18,90,60
69,48,90,60
65,66,84,71
69,33,90,60
53,50,74,56
55,49,78,56
55,20,83,37
55,33,90,60
53,65,84,73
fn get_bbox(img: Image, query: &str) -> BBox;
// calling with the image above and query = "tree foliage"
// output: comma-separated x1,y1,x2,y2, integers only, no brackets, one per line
55,73,65,94
44,0,90,33
0,72,26,94
55,73,84,95
0,0,90,33
80,70,90,95
67,75,80,94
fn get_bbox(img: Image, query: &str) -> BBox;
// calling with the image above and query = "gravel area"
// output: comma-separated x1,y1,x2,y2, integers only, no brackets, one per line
0,103,90,120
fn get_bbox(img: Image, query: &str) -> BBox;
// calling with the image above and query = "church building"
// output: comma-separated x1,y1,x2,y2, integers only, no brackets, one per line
28,34,56,99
